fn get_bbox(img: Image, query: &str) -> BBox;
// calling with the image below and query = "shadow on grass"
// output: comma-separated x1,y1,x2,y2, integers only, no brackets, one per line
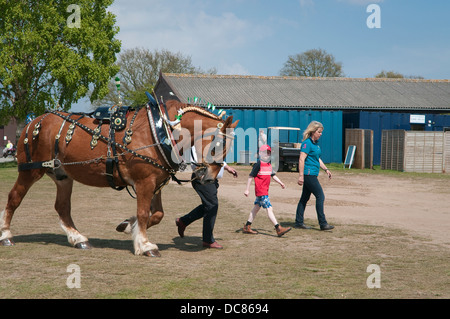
12,233,208,254
233,220,333,237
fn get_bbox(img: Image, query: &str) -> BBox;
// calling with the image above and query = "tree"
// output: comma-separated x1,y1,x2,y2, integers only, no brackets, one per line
280,48,344,77
94,48,217,107
375,70,404,79
0,0,121,125
375,70,424,79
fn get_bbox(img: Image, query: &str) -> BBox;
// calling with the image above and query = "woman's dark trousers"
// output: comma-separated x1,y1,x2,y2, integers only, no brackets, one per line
295,175,328,227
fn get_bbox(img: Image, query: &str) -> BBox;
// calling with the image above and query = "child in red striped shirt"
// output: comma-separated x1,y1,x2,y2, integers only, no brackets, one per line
243,145,291,237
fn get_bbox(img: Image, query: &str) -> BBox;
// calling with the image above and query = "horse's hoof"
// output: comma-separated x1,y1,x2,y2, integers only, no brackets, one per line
74,241,92,250
143,249,161,257
0,238,15,246
115,220,130,232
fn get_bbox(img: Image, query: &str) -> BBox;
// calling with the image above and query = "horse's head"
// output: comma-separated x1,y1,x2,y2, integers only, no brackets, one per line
198,115,239,184
178,106,239,184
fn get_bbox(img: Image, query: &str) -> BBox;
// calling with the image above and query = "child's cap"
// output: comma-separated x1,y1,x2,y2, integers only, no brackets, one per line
260,145,271,152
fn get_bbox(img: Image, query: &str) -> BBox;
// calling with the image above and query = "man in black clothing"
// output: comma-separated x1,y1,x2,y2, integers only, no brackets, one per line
176,162,237,249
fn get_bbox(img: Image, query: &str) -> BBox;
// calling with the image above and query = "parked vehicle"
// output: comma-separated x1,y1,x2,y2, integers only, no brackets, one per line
267,127,302,172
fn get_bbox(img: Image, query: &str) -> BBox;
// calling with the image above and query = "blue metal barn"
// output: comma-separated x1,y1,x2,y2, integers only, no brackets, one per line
154,73,450,166
344,111,450,165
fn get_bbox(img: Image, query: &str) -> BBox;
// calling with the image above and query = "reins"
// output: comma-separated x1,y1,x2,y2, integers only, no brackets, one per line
47,110,177,176
46,109,219,186
19,103,231,193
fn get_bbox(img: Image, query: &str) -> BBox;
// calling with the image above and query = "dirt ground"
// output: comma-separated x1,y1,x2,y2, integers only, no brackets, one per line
1,165,449,299
203,167,450,248
1,159,448,247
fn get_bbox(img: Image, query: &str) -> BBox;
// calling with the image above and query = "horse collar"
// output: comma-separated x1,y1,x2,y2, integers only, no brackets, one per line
147,103,186,172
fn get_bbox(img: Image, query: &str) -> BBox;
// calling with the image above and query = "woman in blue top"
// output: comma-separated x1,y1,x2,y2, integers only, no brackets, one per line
295,121,334,231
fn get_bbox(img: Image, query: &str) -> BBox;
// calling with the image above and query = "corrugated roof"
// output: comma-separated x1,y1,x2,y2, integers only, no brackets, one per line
159,73,450,111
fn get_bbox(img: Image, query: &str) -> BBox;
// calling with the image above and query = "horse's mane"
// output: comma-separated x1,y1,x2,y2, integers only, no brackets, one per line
181,104,221,121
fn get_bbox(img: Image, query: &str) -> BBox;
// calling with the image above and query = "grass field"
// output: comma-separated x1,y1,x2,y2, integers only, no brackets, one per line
0,163,448,299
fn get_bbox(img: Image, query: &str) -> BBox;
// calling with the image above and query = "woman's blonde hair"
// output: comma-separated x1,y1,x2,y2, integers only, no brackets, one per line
302,121,324,141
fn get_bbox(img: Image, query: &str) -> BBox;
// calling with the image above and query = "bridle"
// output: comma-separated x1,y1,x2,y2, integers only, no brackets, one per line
189,123,235,183
163,104,235,184
204,125,235,163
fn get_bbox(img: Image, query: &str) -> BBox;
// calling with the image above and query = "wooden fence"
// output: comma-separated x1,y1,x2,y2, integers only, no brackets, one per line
381,130,448,173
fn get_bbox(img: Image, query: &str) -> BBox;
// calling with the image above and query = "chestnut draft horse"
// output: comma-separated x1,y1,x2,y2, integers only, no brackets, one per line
0,99,238,257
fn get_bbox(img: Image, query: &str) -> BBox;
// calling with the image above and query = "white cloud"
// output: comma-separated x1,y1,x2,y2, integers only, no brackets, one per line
109,0,270,74
219,62,250,75
300,0,384,8
299,0,314,7
337,0,384,5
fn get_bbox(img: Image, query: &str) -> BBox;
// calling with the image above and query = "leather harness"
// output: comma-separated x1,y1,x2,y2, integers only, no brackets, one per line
18,96,184,194
17,93,229,194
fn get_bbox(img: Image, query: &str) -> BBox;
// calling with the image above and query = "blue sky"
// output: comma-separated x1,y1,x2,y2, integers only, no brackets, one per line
72,0,450,111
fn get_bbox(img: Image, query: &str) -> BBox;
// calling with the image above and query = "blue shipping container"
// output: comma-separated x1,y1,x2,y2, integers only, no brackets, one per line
224,109,343,164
